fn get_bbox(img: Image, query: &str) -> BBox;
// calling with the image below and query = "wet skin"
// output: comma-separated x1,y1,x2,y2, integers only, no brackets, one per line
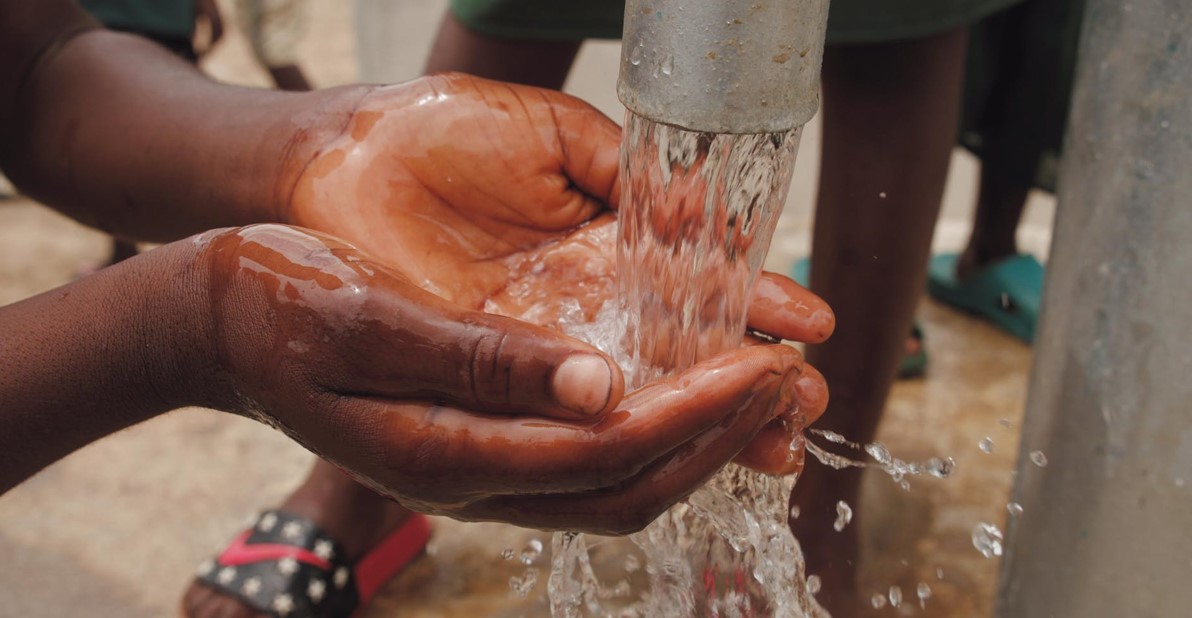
283,74,834,471
0,21,834,535
200,223,828,535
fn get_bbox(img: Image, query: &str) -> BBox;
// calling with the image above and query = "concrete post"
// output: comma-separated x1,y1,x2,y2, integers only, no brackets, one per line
996,1,1192,616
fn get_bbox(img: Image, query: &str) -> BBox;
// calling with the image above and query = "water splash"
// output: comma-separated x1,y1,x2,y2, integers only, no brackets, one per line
888,585,903,608
521,539,544,565
509,569,539,599
972,522,1004,558
978,436,996,454
806,430,957,488
917,582,933,608
1030,450,1049,467
833,501,853,532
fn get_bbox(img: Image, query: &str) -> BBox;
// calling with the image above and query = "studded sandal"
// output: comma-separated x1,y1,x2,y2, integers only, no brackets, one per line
193,510,431,617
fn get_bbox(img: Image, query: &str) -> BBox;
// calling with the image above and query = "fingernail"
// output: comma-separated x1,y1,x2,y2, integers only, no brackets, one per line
552,353,614,417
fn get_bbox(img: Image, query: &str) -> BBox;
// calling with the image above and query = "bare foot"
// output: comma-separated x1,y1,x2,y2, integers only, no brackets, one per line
181,462,415,618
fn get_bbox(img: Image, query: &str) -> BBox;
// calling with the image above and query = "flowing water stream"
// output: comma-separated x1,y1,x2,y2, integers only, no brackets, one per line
545,111,821,617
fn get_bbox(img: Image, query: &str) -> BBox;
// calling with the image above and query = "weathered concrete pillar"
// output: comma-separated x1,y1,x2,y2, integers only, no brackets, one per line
996,1,1192,616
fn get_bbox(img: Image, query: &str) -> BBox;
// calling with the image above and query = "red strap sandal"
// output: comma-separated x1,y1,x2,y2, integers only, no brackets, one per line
194,509,431,617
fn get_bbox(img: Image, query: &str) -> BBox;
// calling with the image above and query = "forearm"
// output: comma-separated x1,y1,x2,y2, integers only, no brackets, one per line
0,4,368,241
0,240,212,491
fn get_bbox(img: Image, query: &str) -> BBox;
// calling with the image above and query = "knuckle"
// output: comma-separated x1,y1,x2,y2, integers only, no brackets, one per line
467,329,512,404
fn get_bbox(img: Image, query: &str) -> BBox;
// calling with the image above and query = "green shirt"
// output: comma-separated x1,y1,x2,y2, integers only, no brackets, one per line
78,0,196,39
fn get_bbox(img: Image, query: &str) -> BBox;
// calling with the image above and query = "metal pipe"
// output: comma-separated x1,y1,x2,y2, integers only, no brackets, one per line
996,0,1192,615
617,0,829,134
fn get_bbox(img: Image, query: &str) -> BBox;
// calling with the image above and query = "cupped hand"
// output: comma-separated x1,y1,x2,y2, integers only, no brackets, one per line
197,224,817,533
286,73,834,471
287,73,620,307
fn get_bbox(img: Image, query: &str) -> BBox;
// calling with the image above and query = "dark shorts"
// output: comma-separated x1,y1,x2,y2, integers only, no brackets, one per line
448,0,1027,44
448,0,1081,191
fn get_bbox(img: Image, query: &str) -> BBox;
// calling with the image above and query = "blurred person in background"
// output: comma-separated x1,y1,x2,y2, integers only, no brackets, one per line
235,0,313,91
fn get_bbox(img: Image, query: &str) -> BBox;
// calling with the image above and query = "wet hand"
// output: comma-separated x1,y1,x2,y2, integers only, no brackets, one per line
286,72,621,307
196,224,808,534
283,73,833,474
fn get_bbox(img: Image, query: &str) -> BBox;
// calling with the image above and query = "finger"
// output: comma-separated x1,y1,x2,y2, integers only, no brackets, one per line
329,344,802,504
350,279,626,420
223,225,621,420
457,360,796,534
734,418,806,476
792,362,829,425
747,272,835,344
734,362,828,475
547,90,623,209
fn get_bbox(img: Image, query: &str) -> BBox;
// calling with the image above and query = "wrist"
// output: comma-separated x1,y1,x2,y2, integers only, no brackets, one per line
267,84,376,226
137,232,231,412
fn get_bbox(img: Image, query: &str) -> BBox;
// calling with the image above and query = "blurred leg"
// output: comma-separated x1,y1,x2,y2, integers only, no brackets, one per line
792,26,968,613
266,64,312,91
424,12,580,89
956,140,1032,280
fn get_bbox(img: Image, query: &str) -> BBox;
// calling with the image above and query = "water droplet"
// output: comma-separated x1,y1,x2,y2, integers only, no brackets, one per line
979,436,995,454
508,568,539,598
660,55,675,75
500,548,515,560
805,574,822,595
817,429,848,444
871,593,888,608
972,522,1004,558
833,500,853,532
864,442,892,465
926,457,956,478
936,567,945,580
917,582,933,608
629,45,644,66
520,538,544,565
1007,502,1024,517
1030,450,1048,467
878,191,888,198
889,585,903,608
789,505,801,519
1176,478,1186,488
998,418,1011,428
899,480,912,492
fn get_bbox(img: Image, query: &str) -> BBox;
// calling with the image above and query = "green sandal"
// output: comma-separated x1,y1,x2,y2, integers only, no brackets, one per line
927,253,1043,344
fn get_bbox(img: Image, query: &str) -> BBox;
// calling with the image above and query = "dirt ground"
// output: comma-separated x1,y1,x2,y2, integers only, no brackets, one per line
0,1,1058,616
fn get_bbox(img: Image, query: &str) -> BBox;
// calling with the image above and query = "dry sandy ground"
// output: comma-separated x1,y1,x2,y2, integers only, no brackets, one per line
0,1,1057,616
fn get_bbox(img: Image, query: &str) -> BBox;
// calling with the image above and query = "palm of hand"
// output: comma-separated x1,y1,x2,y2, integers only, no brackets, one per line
290,73,622,316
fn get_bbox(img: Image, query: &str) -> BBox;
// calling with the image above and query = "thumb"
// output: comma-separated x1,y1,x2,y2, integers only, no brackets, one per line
350,284,626,420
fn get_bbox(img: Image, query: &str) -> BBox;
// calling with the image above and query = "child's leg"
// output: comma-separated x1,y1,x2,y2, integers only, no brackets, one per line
792,25,969,614
425,11,580,90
